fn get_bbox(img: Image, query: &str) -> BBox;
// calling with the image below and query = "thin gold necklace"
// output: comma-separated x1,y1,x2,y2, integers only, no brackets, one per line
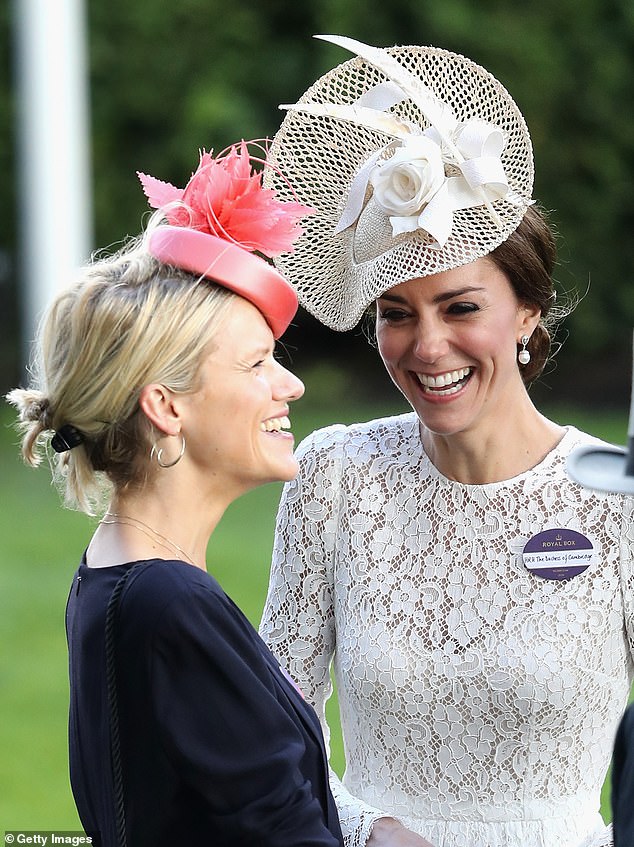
101,512,197,567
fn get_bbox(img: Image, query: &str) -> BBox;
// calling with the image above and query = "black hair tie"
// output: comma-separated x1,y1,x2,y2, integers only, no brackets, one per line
51,424,84,453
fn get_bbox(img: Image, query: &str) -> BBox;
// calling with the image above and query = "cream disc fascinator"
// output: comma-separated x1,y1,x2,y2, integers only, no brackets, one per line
567,332,634,496
264,35,535,330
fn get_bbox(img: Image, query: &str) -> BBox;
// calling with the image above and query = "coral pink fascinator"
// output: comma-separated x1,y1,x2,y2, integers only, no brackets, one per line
138,142,314,338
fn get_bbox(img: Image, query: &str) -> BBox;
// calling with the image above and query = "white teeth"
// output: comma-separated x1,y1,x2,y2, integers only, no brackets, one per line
260,416,291,433
416,367,472,390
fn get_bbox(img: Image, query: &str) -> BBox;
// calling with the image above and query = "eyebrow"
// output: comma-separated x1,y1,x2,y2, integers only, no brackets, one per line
378,286,486,305
248,343,275,358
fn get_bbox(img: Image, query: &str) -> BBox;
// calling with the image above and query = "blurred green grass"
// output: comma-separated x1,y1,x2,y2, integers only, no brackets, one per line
1,373,628,829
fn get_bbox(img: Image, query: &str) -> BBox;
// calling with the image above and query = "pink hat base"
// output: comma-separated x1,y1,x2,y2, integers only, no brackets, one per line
148,226,298,338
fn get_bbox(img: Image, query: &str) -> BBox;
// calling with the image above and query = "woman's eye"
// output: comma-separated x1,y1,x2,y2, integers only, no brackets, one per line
378,308,410,322
447,302,479,315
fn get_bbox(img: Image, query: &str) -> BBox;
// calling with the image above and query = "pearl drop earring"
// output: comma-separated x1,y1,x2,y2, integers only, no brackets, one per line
518,335,531,365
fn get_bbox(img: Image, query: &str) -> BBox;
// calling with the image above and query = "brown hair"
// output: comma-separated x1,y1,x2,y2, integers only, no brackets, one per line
489,204,568,384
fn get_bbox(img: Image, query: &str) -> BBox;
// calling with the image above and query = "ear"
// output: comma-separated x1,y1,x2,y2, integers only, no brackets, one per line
138,384,181,437
518,302,541,337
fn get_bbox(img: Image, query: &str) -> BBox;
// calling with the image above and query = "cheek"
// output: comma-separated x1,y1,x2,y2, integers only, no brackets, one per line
376,328,404,369
478,326,521,375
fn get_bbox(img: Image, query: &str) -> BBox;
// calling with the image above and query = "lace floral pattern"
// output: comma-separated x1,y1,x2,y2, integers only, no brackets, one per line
260,413,634,847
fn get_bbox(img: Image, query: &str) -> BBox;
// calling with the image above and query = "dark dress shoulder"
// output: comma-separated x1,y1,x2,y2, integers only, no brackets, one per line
66,558,342,847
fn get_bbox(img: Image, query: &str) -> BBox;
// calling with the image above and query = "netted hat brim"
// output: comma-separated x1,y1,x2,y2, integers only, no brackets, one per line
266,44,534,330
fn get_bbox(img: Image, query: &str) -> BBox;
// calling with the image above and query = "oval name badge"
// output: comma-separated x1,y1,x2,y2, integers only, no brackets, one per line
522,528,597,581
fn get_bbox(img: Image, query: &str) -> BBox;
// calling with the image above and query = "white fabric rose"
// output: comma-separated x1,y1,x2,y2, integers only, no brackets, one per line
369,136,445,235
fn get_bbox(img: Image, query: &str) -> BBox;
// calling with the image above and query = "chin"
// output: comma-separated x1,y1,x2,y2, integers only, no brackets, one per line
276,460,300,483
253,459,299,487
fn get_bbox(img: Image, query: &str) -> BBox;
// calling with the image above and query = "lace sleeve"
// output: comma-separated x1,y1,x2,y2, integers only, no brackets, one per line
260,427,389,846
595,823,613,847
621,496,634,662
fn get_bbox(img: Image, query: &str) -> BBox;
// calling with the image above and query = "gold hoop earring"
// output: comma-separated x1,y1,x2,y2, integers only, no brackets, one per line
150,434,186,468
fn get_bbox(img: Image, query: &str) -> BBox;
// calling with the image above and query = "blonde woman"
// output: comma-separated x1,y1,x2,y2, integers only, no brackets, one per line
7,144,343,847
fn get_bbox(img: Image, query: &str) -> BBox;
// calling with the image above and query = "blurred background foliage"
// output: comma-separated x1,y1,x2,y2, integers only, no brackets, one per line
1,0,634,407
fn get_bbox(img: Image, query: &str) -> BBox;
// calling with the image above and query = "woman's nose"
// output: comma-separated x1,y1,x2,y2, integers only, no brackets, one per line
412,320,449,363
275,362,305,402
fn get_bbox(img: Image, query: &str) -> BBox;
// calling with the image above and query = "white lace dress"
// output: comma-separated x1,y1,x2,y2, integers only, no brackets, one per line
260,413,634,847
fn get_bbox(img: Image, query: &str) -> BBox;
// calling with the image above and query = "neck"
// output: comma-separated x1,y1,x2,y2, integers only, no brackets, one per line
420,404,565,485
88,487,230,570
101,511,200,567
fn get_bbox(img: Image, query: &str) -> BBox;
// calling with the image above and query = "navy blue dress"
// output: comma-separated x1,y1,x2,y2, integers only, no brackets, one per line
66,558,343,847
613,704,634,847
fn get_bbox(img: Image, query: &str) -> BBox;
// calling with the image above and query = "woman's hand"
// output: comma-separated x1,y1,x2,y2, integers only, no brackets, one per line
367,817,435,846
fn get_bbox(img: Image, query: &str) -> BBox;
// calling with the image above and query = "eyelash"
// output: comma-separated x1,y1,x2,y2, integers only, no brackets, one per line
378,308,409,322
252,348,281,368
378,302,480,322
448,302,479,315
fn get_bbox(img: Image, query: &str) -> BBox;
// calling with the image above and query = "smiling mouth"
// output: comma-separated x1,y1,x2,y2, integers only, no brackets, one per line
415,367,473,395
260,415,291,433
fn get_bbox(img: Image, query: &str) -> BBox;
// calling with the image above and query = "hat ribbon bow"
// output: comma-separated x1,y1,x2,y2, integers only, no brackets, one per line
281,34,518,248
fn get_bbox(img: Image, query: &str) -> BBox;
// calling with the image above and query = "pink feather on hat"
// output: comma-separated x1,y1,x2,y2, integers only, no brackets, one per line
138,141,314,259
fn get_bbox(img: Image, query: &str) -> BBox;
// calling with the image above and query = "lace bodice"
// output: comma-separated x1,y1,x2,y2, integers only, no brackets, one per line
260,413,634,847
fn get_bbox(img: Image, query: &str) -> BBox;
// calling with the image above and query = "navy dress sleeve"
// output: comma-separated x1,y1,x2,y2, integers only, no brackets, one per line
612,704,634,847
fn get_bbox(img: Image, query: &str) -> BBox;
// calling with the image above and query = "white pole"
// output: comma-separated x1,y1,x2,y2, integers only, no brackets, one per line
14,0,92,362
